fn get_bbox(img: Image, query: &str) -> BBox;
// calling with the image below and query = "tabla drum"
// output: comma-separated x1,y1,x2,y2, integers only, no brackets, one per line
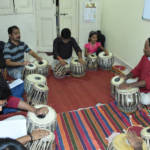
141,127,150,150
98,52,114,70
27,83,49,105
70,58,86,77
107,133,147,150
111,76,124,98
115,87,141,113
34,59,49,77
27,105,57,133
53,63,66,79
87,54,98,70
24,74,47,94
26,131,55,150
23,63,37,79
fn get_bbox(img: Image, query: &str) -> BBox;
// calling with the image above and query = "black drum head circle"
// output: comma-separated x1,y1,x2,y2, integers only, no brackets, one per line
28,64,34,67
37,114,46,119
147,128,150,133
35,77,41,80
39,61,43,65
115,77,120,82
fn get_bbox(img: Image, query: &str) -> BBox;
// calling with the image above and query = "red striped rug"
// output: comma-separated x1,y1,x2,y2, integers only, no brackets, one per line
55,102,150,150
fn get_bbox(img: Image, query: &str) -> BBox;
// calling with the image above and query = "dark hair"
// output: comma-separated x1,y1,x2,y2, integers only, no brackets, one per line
0,138,27,150
0,73,11,100
148,38,150,46
88,31,98,42
61,28,71,39
8,26,19,35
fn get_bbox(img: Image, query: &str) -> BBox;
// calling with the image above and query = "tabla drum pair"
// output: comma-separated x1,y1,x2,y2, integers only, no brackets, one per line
34,59,49,77
115,87,141,113
23,63,37,79
27,83,49,105
107,133,147,150
98,52,114,70
24,74,47,94
25,131,55,150
70,58,86,77
86,54,98,71
111,75,125,98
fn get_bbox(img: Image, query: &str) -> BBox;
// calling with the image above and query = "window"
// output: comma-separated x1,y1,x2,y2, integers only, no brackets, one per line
143,0,150,20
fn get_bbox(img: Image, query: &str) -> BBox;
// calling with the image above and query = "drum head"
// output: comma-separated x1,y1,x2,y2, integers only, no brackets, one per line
88,54,97,59
26,74,46,84
34,83,48,91
34,59,48,67
141,127,150,137
27,105,57,125
25,63,37,70
111,75,124,86
71,58,79,65
98,51,113,59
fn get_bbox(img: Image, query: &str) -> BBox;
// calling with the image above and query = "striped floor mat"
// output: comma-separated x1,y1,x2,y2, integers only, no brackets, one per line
55,102,150,150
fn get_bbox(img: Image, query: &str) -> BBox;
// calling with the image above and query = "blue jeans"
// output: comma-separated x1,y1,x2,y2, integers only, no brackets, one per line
7,67,24,79
3,83,24,114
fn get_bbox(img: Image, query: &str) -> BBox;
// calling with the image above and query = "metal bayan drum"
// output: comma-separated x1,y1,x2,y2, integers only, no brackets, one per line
107,133,147,150
27,83,49,105
111,76,124,98
70,58,86,77
141,127,150,150
23,63,37,79
26,131,55,150
27,104,57,133
34,59,49,76
115,87,141,113
98,52,114,70
24,74,47,94
87,54,98,70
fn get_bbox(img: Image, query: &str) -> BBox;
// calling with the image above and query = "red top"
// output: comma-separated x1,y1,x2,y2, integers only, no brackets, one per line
6,96,20,108
131,55,150,93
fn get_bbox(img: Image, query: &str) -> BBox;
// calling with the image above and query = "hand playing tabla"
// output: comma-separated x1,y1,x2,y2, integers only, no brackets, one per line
119,83,130,89
31,129,50,141
127,131,143,149
35,107,49,116
78,58,86,65
59,59,67,66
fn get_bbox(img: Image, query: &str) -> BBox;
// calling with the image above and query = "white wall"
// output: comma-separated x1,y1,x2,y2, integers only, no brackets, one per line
101,0,150,68
0,14,37,50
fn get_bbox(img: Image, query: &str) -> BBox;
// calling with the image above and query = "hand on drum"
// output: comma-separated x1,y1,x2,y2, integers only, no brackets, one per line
127,131,143,149
35,107,49,116
31,129,50,141
104,50,109,56
59,59,67,66
23,61,30,66
119,83,131,89
78,58,86,65
119,73,128,80
37,56,43,62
